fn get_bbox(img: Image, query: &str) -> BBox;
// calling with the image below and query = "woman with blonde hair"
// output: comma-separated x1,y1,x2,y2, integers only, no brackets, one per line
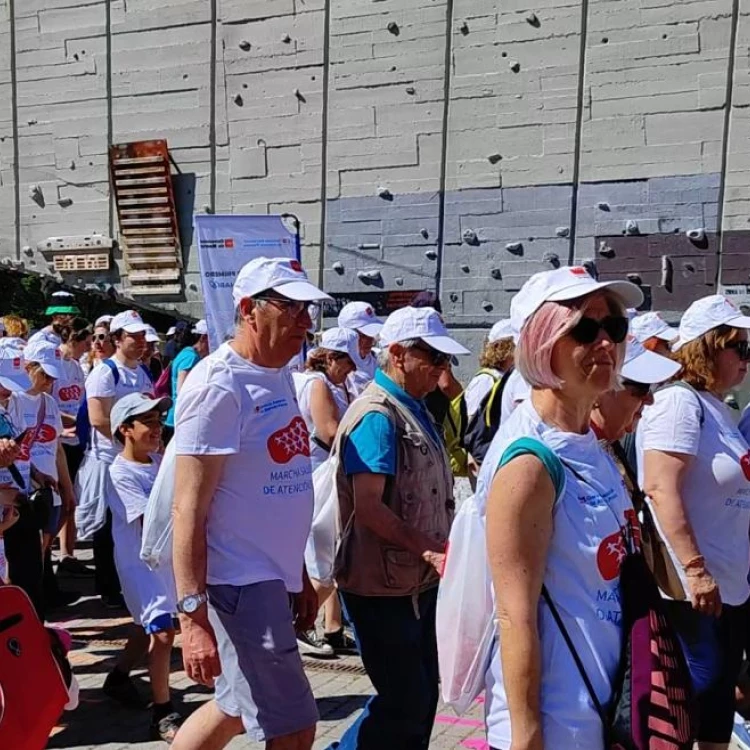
638,295,750,750
1,314,30,347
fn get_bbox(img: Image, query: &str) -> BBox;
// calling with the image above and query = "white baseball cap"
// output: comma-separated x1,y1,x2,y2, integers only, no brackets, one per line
510,266,643,338
380,306,470,355
232,256,331,307
630,312,675,344
144,326,160,343
488,318,514,343
0,347,31,392
320,327,360,362
166,325,176,337
672,294,750,351
110,310,150,335
111,392,172,438
192,319,208,335
621,334,681,385
95,315,114,327
23,339,63,380
337,302,384,338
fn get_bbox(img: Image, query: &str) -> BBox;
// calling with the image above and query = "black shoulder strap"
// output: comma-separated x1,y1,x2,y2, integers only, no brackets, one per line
541,586,608,725
485,366,514,428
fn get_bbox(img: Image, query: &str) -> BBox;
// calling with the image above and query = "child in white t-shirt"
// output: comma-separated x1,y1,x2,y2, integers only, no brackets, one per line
107,393,180,743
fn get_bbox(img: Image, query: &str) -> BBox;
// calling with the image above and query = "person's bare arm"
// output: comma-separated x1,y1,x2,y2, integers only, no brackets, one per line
55,442,75,517
487,455,555,750
643,449,721,615
309,379,340,447
176,369,190,395
88,396,113,440
173,453,228,686
352,472,445,567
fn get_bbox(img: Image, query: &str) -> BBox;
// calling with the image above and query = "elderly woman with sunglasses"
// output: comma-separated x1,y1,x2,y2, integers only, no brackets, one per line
474,266,643,750
636,295,750,750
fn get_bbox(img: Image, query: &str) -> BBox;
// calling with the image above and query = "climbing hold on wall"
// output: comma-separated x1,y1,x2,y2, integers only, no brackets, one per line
233,93,244,106
188,282,199,292
624,219,639,235
460,21,469,35
425,249,438,260
449,292,459,302
357,269,382,283
461,264,470,272
505,241,523,255
542,252,560,268
661,255,673,291
488,153,502,164
332,261,344,274
598,241,615,258
28,184,44,207
582,259,599,279
239,40,251,51
420,228,429,239
626,273,642,285
526,12,540,27
482,300,494,312
203,204,213,214
509,60,521,73
556,226,570,238
490,268,502,280
22,246,33,256
69,160,76,170
462,229,479,245
387,21,400,35
596,201,610,211
293,88,306,101
377,186,393,200
686,228,706,242
405,86,416,95
281,33,292,43
58,197,73,208
395,277,404,286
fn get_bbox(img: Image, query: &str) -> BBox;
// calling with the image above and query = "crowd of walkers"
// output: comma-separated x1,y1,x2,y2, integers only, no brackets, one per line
3,258,750,750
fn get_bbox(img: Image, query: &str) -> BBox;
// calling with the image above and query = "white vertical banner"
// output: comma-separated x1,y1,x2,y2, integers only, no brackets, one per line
194,214,299,351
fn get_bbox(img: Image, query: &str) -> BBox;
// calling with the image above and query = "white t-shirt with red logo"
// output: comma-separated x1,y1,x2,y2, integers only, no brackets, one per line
0,395,33,492
175,343,314,593
53,355,86,446
637,386,750,606
21,393,63,506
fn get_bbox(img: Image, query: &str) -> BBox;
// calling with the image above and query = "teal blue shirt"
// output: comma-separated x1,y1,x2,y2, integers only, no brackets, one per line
342,369,441,476
165,347,201,427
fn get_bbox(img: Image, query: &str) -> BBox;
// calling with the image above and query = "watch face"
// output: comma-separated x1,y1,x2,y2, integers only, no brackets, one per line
182,596,198,614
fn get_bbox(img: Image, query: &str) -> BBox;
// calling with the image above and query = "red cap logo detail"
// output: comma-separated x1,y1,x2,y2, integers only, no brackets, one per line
596,530,627,581
267,417,310,464
289,259,303,273
12,358,20,368
570,266,588,276
365,306,374,316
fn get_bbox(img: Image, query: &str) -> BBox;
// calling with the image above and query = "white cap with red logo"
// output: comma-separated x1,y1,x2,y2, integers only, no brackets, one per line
488,318,514,343
380,306,470,355
23,339,63,380
320,327,360,362
630,312,676,344
337,301,384,338
232,256,331,307
0,346,31,392
510,266,643,338
621,335,681,384
110,310,150,335
672,294,750,351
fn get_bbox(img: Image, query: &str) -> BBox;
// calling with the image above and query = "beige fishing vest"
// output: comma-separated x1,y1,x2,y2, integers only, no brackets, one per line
332,382,455,597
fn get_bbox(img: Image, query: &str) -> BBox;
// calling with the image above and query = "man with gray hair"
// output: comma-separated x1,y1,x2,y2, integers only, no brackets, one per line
326,305,469,750
171,256,330,750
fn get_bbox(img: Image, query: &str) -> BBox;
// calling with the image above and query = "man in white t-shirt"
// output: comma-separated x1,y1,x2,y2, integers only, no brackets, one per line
337,301,383,397
171,257,331,750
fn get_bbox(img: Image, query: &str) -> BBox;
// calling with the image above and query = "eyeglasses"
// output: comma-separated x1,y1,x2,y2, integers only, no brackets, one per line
724,340,750,361
411,342,451,367
92,333,108,342
622,379,652,399
570,316,629,345
254,296,315,319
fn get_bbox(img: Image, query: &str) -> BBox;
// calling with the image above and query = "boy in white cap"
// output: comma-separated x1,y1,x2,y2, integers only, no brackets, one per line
337,301,384,397
172,257,330,750
107,392,181,741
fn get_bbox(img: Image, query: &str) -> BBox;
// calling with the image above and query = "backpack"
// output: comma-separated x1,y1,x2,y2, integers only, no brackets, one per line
153,361,173,399
76,359,153,448
462,368,513,465
0,586,70,750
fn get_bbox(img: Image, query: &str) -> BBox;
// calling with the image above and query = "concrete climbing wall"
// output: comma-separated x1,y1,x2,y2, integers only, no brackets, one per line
1,0,749,356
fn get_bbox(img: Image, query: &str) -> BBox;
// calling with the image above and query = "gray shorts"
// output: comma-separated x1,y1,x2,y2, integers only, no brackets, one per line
207,579,318,742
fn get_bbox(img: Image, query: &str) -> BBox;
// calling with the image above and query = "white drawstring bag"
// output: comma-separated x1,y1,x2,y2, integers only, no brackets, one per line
140,438,177,570
436,493,495,715
304,453,340,585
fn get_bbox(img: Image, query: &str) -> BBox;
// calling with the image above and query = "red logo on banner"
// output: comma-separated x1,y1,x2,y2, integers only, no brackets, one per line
267,417,310,464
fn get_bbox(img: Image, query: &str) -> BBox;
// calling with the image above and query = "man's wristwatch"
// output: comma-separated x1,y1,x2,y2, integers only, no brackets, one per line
176,592,208,614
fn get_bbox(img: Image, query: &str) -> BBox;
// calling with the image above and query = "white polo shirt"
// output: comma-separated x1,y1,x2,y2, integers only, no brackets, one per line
175,343,314,593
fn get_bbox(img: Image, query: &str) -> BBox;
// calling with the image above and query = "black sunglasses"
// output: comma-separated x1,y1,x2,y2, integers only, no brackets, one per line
570,315,629,345
92,333,108,342
622,379,652,399
725,340,750,361
411,342,451,367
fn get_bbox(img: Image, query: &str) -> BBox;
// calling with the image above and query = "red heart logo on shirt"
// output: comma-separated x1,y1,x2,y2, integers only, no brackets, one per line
597,530,627,581
58,385,82,402
267,416,310,464
35,424,57,444
741,452,750,482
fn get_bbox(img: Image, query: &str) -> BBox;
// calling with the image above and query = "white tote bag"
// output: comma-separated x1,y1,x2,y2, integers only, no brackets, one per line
140,438,177,570
436,493,496,715
304,453,340,585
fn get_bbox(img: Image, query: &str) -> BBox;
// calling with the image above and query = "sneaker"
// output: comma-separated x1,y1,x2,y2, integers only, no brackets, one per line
323,628,359,655
103,672,150,710
48,589,81,609
150,711,182,743
57,556,94,578
296,629,335,659
733,714,750,750
101,593,126,610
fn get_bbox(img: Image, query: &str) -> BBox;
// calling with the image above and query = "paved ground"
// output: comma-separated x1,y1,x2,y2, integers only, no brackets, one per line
47,548,487,750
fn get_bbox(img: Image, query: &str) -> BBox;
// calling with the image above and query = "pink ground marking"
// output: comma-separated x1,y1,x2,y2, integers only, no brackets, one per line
434,714,484,729
461,740,490,750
